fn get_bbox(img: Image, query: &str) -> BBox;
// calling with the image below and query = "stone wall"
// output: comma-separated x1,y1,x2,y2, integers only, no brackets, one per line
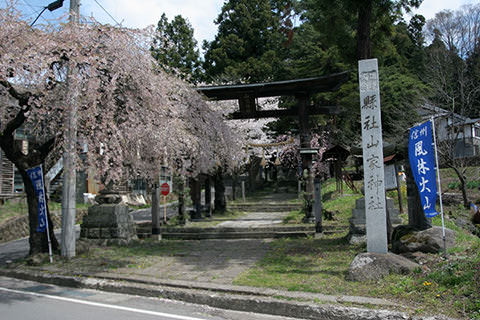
0,209,87,244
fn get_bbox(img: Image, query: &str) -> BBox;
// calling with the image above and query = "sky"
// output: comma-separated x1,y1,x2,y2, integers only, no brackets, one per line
4,0,479,46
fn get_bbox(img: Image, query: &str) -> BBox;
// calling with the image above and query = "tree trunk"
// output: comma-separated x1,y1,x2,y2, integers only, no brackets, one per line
248,157,260,192
0,85,58,255
214,170,226,213
231,174,236,201
19,168,59,255
357,0,372,60
297,93,314,222
189,177,201,219
386,198,393,243
177,176,186,224
204,176,212,217
452,166,469,208
151,184,160,234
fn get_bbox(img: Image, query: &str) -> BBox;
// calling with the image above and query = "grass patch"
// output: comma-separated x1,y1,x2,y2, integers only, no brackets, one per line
439,167,480,203
282,178,362,225
234,178,480,319
377,240,480,319
24,239,190,274
282,210,303,224
0,198,29,224
0,199,90,225
233,237,369,296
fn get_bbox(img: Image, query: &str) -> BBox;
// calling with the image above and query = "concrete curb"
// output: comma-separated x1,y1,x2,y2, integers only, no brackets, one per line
71,272,398,307
0,268,455,320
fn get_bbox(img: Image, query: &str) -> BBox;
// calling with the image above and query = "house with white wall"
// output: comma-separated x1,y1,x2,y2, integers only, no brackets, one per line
417,103,480,158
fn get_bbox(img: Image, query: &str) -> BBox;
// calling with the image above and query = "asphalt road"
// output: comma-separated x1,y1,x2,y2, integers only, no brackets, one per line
0,226,81,266
131,202,179,222
0,200,176,266
0,277,304,320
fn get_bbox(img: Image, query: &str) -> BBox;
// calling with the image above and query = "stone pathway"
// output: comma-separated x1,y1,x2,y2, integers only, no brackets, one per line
124,195,296,283
215,211,289,228
115,239,271,284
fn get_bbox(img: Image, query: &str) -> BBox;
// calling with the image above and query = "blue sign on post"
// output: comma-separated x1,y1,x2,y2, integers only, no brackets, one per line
26,165,47,232
408,120,438,218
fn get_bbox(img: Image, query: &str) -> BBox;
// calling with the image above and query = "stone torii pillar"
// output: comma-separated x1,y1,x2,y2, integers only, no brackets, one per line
297,93,315,223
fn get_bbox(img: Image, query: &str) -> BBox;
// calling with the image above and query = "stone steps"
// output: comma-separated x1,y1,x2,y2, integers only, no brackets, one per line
158,231,313,240
228,204,300,212
136,224,347,240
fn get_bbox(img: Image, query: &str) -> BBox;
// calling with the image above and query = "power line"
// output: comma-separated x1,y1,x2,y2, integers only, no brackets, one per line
93,0,121,26
20,0,49,24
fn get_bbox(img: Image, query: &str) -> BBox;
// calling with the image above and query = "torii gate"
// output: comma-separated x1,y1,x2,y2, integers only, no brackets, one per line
196,72,349,222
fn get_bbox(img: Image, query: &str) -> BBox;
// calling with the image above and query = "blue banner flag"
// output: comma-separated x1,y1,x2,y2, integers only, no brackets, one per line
26,165,47,232
408,121,438,218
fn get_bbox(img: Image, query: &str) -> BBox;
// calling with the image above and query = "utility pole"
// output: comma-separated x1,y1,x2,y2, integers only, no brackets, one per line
61,0,80,258
70,0,79,23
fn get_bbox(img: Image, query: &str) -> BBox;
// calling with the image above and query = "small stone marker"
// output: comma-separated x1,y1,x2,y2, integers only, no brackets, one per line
358,58,388,254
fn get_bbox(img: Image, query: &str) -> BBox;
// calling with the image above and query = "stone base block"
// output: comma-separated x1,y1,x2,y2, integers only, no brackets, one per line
81,204,136,242
348,234,366,245
151,234,162,241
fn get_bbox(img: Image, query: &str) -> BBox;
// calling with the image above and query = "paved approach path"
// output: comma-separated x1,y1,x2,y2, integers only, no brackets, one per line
105,192,297,284
214,211,286,228
1,193,297,284
216,192,298,228
120,193,298,283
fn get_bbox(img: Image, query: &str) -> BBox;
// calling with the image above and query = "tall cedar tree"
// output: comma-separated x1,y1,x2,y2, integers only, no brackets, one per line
297,0,424,143
151,14,202,84
202,0,293,83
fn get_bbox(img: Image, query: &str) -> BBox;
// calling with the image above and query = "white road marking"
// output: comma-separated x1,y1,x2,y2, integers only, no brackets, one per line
0,286,208,320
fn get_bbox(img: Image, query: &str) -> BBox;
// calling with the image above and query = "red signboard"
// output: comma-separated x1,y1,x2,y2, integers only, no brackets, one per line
160,182,170,196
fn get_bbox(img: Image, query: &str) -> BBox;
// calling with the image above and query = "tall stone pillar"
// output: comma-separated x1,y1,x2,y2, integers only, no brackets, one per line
297,93,314,222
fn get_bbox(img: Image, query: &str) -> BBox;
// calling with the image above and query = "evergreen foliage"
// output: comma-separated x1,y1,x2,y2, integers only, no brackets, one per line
202,0,292,83
151,13,202,83
160,1,478,146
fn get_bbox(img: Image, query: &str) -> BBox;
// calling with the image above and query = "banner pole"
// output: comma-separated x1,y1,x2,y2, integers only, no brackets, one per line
164,195,167,223
431,117,447,256
41,165,53,263
45,210,53,264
